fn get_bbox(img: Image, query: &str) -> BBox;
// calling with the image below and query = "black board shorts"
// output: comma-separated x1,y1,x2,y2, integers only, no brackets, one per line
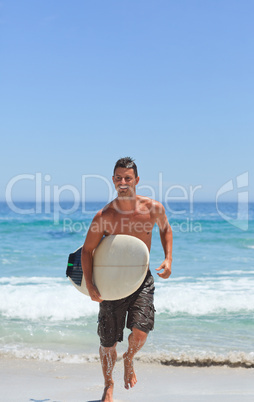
97,271,155,348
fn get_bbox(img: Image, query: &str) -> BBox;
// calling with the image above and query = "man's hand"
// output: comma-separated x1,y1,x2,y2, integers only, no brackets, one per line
87,284,103,303
156,259,172,279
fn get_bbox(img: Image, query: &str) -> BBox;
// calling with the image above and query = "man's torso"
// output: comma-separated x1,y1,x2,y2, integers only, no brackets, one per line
100,196,158,251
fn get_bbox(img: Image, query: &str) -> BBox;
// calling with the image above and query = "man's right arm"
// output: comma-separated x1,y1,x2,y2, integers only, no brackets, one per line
81,212,104,302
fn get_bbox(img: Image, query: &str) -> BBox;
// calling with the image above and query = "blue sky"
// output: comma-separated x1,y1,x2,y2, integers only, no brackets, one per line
1,0,253,203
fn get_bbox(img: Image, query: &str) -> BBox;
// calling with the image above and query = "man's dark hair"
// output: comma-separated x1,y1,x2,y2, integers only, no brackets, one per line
113,157,138,178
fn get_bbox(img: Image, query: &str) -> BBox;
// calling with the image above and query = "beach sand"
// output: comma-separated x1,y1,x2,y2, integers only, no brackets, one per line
1,357,254,402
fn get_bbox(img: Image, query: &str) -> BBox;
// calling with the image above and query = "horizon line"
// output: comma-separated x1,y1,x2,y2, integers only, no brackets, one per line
1,199,253,204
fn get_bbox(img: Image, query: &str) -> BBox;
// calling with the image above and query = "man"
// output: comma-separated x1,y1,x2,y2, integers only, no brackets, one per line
81,157,172,402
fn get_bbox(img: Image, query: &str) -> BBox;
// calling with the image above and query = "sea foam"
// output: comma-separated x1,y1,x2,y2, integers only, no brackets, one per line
154,277,254,316
1,347,254,368
0,277,98,321
1,276,254,321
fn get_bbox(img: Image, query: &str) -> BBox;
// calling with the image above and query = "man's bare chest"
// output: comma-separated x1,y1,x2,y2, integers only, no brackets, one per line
104,211,155,237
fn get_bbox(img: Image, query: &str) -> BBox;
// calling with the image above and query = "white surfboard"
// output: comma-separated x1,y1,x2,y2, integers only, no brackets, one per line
66,234,149,301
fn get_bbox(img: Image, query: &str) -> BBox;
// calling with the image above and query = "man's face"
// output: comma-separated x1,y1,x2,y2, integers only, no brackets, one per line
112,167,139,198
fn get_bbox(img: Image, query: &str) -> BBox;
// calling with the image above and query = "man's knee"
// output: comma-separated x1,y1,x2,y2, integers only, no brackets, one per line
132,327,148,343
100,342,117,354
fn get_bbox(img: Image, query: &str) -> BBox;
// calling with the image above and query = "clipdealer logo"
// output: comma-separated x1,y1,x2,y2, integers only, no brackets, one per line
5,171,250,232
5,172,203,232
5,172,202,217
216,172,249,231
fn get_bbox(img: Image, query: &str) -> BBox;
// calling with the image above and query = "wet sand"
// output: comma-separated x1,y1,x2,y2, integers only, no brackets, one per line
1,357,254,401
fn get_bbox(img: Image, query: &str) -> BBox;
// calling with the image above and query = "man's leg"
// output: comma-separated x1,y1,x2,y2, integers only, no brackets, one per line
123,327,147,389
100,343,117,402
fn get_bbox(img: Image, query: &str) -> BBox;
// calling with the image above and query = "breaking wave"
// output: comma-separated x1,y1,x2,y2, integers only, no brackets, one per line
1,347,254,368
1,275,254,321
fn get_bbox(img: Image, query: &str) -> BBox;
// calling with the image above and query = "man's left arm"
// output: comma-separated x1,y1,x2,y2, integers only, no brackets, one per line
155,203,173,279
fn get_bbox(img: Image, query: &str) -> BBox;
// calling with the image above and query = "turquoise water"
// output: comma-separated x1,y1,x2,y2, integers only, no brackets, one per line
0,201,254,367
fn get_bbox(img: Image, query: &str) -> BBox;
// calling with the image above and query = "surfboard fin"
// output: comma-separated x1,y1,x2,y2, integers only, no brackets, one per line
66,246,83,286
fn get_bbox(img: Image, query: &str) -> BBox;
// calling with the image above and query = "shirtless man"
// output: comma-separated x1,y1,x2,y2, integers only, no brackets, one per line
81,157,173,402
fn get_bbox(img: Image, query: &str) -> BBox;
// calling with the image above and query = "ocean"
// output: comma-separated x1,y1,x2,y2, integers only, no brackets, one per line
0,201,254,367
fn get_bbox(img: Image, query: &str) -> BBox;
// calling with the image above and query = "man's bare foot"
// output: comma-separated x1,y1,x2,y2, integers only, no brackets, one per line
101,382,114,402
123,352,137,389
